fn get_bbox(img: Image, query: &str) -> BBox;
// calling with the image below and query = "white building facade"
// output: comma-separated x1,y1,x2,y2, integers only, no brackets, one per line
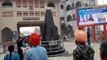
0,0,61,42
60,0,96,37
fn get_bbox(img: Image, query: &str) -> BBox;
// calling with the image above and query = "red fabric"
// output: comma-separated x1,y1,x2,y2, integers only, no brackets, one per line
30,33,40,46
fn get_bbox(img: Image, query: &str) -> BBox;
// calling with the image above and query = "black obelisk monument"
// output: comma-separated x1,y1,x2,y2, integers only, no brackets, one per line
42,9,66,56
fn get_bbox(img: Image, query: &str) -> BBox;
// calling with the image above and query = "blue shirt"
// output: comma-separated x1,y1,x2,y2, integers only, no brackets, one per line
24,45,48,60
4,53,20,60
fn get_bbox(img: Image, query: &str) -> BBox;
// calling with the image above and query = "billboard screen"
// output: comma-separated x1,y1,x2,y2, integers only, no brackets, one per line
78,6,107,26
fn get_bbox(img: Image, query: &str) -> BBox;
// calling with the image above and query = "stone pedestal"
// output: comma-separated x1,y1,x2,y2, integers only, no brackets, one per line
41,39,67,56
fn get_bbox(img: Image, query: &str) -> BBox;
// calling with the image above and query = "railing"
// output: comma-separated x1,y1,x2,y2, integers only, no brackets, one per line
0,42,16,53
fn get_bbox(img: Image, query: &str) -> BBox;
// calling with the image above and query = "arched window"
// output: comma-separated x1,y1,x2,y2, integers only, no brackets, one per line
47,2,55,7
61,23,66,30
85,3,88,7
66,5,72,11
67,25,73,32
60,17,64,20
2,0,12,7
76,1,81,8
22,0,27,7
2,27,12,42
67,15,72,21
72,3,74,9
60,4,64,9
73,14,75,20
67,25,74,37
61,23,66,35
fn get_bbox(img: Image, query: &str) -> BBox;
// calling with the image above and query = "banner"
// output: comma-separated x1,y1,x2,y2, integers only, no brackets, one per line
78,7,107,26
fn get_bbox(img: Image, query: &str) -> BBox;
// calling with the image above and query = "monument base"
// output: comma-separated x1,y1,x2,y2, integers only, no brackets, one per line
41,39,67,56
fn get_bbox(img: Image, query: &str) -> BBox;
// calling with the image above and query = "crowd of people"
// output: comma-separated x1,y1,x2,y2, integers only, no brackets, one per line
3,29,107,60
3,33,48,60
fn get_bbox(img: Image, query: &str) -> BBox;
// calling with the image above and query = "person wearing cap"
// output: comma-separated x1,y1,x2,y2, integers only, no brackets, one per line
73,30,95,60
100,40,107,60
24,33,48,60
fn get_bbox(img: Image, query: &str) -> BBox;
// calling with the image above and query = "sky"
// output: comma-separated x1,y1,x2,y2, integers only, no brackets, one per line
98,0,107,5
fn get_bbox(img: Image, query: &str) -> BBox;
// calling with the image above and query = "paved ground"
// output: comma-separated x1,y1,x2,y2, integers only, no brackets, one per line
0,41,101,60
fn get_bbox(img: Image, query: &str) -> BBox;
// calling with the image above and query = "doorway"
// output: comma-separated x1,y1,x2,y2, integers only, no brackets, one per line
17,21,45,39
2,27,12,42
